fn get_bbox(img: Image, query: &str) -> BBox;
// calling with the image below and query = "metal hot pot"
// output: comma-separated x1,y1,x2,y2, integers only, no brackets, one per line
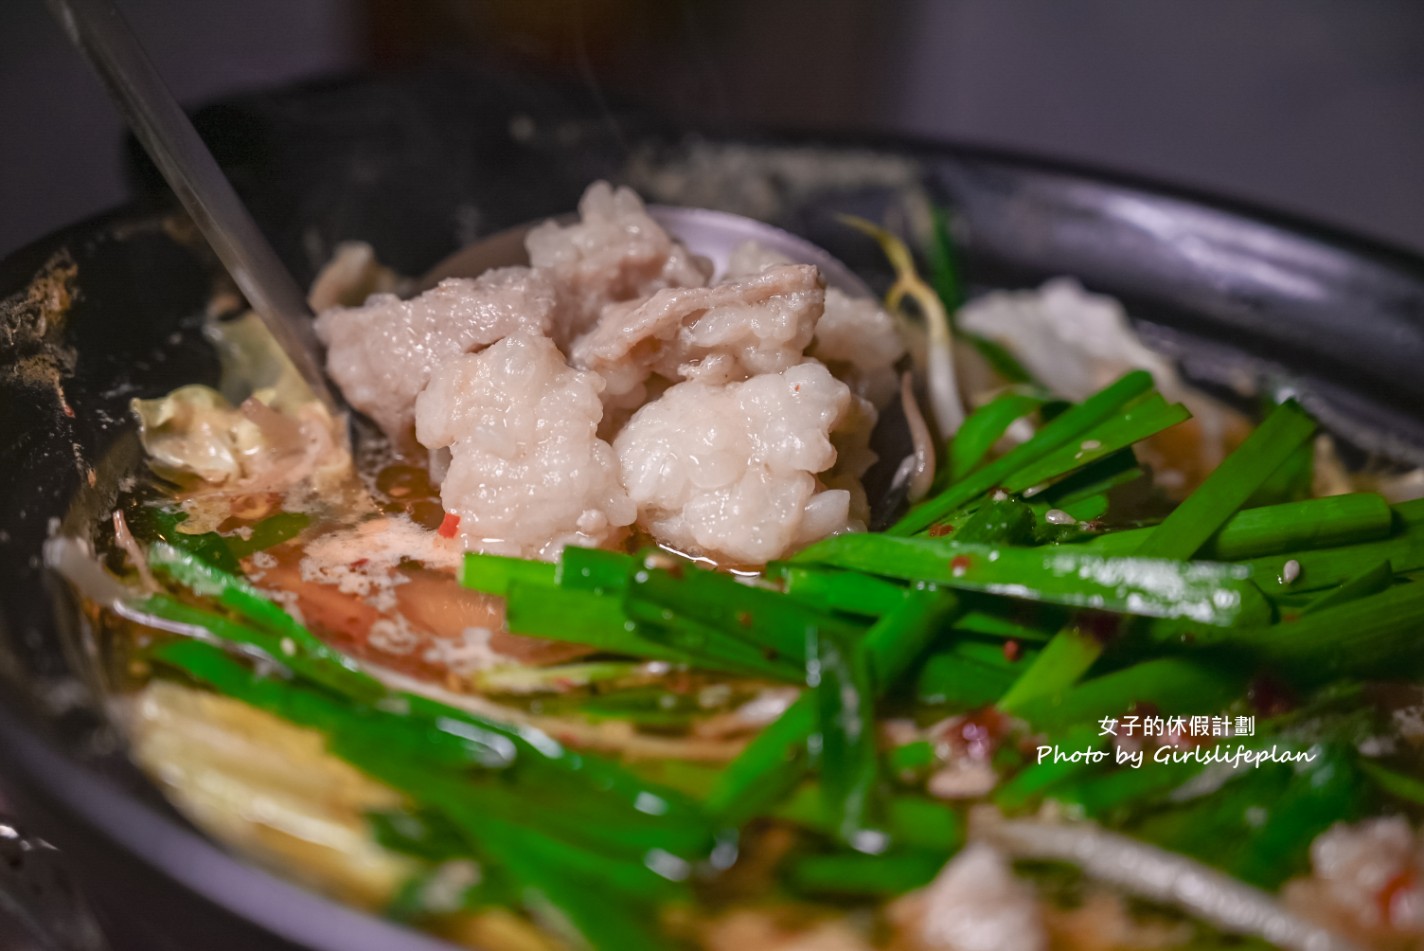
1,67,1422,950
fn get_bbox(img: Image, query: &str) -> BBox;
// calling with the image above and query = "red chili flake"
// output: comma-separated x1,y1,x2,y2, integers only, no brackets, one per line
1248,675,1297,717
949,555,973,576
664,671,697,694
350,558,369,569
1130,700,1161,720
1076,610,1123,645
1002,639,1022,662
1378,867,1419,926
1280,611,1300,624
928,523,956,538
1130,700,1191,749
938,707,1010,761
736,610,754,629
437,512,460,538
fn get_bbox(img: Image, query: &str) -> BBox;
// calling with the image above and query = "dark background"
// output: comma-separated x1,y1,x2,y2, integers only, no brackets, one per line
2,0,1423,261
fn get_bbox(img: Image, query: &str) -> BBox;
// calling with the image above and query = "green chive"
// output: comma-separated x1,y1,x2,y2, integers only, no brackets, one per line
706,590,959,824
891,371,1158,535
794,535,1270,627
947,391,1048,483
1083,492,1394,561
461,552,557,596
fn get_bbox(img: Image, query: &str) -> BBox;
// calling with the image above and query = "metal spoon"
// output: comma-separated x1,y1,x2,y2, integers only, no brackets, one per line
47,0,877,406
47,0,338,411
47,0,898,491
423,205,876,298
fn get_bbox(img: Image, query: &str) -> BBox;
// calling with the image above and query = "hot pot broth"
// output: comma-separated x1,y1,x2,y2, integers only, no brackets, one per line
58,182,1424,951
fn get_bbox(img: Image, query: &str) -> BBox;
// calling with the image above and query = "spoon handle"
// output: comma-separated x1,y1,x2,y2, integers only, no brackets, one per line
47,0,337,410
